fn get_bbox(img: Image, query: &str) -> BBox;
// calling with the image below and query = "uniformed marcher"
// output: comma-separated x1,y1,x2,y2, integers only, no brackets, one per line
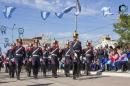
49,39,59,78
82,41,94,76
25,43,33,77
6,44,16,78
31,39,43,79
62,40,72,77
14,39,26,80
41,43,49,77
70,31,82,79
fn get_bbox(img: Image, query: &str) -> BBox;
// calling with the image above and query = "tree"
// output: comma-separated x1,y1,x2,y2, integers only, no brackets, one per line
113,14,130,46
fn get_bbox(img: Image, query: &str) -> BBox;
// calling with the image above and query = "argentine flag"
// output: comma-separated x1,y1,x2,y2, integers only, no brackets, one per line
3,6,16,19
101,7,113,16
41,11,50,20
75,0,82,16
55,12,64,18
55,6,75,19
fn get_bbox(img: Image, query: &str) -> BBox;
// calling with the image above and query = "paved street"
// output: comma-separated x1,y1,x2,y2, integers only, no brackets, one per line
0,69,130,86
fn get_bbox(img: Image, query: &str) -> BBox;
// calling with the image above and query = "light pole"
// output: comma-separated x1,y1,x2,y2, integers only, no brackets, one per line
12,24,16,43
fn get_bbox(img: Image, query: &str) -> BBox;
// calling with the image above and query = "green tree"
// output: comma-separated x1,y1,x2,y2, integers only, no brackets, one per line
113,14,130,46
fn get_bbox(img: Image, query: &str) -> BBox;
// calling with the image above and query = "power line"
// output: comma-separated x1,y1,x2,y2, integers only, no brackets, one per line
55,23,113,40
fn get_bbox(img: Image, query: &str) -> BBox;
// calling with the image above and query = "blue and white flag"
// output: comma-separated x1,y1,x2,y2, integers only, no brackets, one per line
55,12,64,18
3,6,16,19
63,6,75,14
101,7,113,16
75,0,82,15
55,6,75,18
41,11,50,20
0,25,7,35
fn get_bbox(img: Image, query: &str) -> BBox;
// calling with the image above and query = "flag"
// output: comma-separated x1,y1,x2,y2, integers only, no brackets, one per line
55,6,75,18
75,0,81,15
41,11,50,20
101,7,113,16
0,25,6,35
55,0,81,18
63,6,75,14
3,6,16,19
55,12,64,18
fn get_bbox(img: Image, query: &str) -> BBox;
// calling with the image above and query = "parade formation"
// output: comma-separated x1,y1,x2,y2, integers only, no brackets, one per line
0,30,130,81
0,1,130,86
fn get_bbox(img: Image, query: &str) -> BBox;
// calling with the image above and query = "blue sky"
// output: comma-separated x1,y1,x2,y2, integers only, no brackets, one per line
0,0,130,50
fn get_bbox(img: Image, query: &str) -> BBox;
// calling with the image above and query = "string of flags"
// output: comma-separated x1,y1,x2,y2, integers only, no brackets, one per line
1,0,81,20
41,0,81,20
101,4,128,17
1,0,129,20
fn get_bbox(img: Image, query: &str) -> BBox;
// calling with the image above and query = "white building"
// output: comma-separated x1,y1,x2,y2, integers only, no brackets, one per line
96,35,117,48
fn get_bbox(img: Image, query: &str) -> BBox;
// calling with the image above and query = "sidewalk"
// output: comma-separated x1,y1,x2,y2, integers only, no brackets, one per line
58,70,130,78
99,72,130,78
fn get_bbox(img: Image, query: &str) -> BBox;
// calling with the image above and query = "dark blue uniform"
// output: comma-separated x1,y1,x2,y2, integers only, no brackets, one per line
14,46,26,80
32,47,43,78
41,49,49,77
6,48,16,78
70,40,82,79
49,47,59,78
25,47,33,77
62,48,72,77
82,47,94,75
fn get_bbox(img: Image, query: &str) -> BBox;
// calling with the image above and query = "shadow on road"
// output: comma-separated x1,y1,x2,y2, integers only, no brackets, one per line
27,83,53,86
0,81,8,84
0,80,17,84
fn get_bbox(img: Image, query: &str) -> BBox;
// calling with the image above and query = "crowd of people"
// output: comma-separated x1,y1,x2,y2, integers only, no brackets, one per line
0,31,130,80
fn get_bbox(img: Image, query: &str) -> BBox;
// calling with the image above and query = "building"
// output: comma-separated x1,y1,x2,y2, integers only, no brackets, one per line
16,34,51,47
95,35,118,48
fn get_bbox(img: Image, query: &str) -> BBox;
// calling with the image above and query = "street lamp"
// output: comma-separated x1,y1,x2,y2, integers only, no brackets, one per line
12,24,16,43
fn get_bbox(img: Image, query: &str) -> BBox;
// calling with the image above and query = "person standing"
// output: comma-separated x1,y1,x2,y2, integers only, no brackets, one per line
31,39,43,79
70,31,82,80
49,39,59,78
6,44,16,78
14,39,26,80
62,40,72,77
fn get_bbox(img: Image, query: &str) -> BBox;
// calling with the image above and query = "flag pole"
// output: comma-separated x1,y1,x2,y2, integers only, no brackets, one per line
75,15,78,32
75,0,78,32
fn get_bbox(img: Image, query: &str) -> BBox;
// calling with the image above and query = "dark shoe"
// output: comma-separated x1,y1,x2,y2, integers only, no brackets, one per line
17,76,20,80
43,74,46,78
34,75,38,79
73,76,76,80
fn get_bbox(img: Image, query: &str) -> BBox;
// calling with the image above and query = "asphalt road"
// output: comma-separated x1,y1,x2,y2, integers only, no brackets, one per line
0,69,130,86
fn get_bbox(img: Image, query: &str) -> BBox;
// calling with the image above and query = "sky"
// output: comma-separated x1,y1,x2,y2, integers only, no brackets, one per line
0,0,130,50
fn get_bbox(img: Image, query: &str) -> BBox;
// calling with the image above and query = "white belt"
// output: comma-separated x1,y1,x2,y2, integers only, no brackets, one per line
75,50,80,52
65,55,70,57
16,54,22,56
33,55,39,57
51,54,57,56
